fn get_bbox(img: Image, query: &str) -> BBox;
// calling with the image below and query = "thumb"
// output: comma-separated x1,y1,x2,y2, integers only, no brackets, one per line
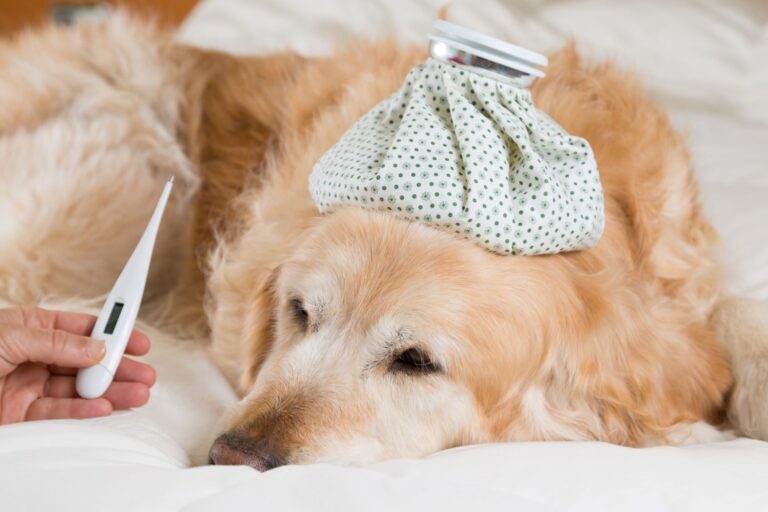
0,324,106,373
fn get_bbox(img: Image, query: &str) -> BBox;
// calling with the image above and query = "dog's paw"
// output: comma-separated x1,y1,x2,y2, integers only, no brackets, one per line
712,297,768,441
727,350,768,440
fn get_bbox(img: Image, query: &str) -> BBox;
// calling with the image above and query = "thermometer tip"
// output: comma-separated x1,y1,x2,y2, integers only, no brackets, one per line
168,175,174,184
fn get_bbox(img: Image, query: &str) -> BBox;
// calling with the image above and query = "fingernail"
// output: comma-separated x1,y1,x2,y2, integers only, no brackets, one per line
87,340,106,361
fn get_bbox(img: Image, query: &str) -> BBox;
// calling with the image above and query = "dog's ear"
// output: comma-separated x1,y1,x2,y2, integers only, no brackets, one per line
174,47,306,260
163,47,307,337
239,265,282,392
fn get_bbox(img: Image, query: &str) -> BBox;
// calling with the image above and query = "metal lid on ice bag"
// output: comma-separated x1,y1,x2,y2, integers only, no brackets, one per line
428,20,548,81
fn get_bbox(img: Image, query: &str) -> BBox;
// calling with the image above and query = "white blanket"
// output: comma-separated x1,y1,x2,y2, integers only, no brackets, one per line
2,1,767,510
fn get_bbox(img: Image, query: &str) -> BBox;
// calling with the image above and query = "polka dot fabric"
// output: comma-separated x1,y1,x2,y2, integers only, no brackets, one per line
309,58,605,255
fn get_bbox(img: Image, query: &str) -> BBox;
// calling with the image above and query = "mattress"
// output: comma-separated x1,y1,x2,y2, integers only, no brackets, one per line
2,1,767,510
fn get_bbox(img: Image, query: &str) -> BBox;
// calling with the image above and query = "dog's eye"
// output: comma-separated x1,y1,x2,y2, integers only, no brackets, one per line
390,348,439,375
290,298,309,330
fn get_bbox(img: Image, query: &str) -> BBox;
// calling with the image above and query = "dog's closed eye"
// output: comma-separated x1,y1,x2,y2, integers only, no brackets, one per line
290,298,309,330
390,348,440,375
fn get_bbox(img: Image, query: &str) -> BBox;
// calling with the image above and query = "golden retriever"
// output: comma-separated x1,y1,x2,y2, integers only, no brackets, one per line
1,13,765,470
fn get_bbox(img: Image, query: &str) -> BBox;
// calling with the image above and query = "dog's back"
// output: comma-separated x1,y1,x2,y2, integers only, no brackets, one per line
0,14,197,308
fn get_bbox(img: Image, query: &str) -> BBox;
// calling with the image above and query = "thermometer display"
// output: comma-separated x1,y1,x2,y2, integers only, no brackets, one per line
103,302,124,335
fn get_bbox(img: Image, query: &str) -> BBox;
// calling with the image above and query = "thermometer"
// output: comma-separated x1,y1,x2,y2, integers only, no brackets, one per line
76,176,174,399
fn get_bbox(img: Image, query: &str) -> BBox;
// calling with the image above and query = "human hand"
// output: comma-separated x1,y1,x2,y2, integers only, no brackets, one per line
0,306,156,424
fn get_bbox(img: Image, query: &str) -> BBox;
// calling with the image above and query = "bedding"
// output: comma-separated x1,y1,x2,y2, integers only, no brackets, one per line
1,0,767,510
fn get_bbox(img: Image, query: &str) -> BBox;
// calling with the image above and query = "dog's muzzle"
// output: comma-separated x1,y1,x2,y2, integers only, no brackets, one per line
208,431,284,471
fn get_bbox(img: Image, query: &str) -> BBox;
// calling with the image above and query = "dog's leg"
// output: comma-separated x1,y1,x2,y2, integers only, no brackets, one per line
711,297,768,440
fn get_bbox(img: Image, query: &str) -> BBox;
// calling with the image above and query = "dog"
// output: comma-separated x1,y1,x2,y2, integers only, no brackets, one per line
0,13,765,470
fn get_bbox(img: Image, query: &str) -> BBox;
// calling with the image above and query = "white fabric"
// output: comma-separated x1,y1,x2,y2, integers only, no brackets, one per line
2,1,767,510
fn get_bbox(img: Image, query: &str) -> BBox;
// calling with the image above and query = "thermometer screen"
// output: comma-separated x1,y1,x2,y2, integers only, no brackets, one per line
104,302,124,334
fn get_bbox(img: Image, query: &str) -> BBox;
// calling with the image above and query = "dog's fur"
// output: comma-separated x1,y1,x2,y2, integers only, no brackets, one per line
0,14,765,468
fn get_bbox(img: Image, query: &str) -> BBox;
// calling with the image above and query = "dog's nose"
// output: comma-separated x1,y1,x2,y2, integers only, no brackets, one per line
208,432,283,471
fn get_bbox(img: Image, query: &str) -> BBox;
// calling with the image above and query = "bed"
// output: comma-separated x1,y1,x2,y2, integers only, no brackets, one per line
1,0,767,510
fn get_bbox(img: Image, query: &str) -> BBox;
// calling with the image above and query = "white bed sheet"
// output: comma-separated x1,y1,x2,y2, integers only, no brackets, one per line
2,1,767,510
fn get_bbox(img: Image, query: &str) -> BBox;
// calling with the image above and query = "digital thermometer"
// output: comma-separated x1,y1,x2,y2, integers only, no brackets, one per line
76,176,174,399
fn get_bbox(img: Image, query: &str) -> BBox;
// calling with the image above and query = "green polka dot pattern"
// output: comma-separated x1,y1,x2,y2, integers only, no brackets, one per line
309,58,605,255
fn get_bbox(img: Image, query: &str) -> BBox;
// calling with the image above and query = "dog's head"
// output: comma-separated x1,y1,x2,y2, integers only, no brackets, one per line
207,207,727,470
208,207,587,469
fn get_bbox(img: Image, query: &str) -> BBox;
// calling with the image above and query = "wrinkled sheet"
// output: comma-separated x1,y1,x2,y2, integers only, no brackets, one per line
2,1,767,510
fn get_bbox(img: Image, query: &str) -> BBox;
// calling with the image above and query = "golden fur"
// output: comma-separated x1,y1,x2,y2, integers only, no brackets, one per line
0,13,764,469
194,41,731,462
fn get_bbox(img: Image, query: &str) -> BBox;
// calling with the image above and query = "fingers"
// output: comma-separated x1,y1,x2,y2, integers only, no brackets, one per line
114,357,156,386
25,397,112,421
51,357,156,387
45,376,150,410
46,357,157,390
44,375,78,397
0,307,154,423
0,306,96,336
0,306,151,354
48,354,155,409
0,364,48,424
0,325,105,372
103,382,150,409
43,329,154,373
47,365,77,376
125,329,151,356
